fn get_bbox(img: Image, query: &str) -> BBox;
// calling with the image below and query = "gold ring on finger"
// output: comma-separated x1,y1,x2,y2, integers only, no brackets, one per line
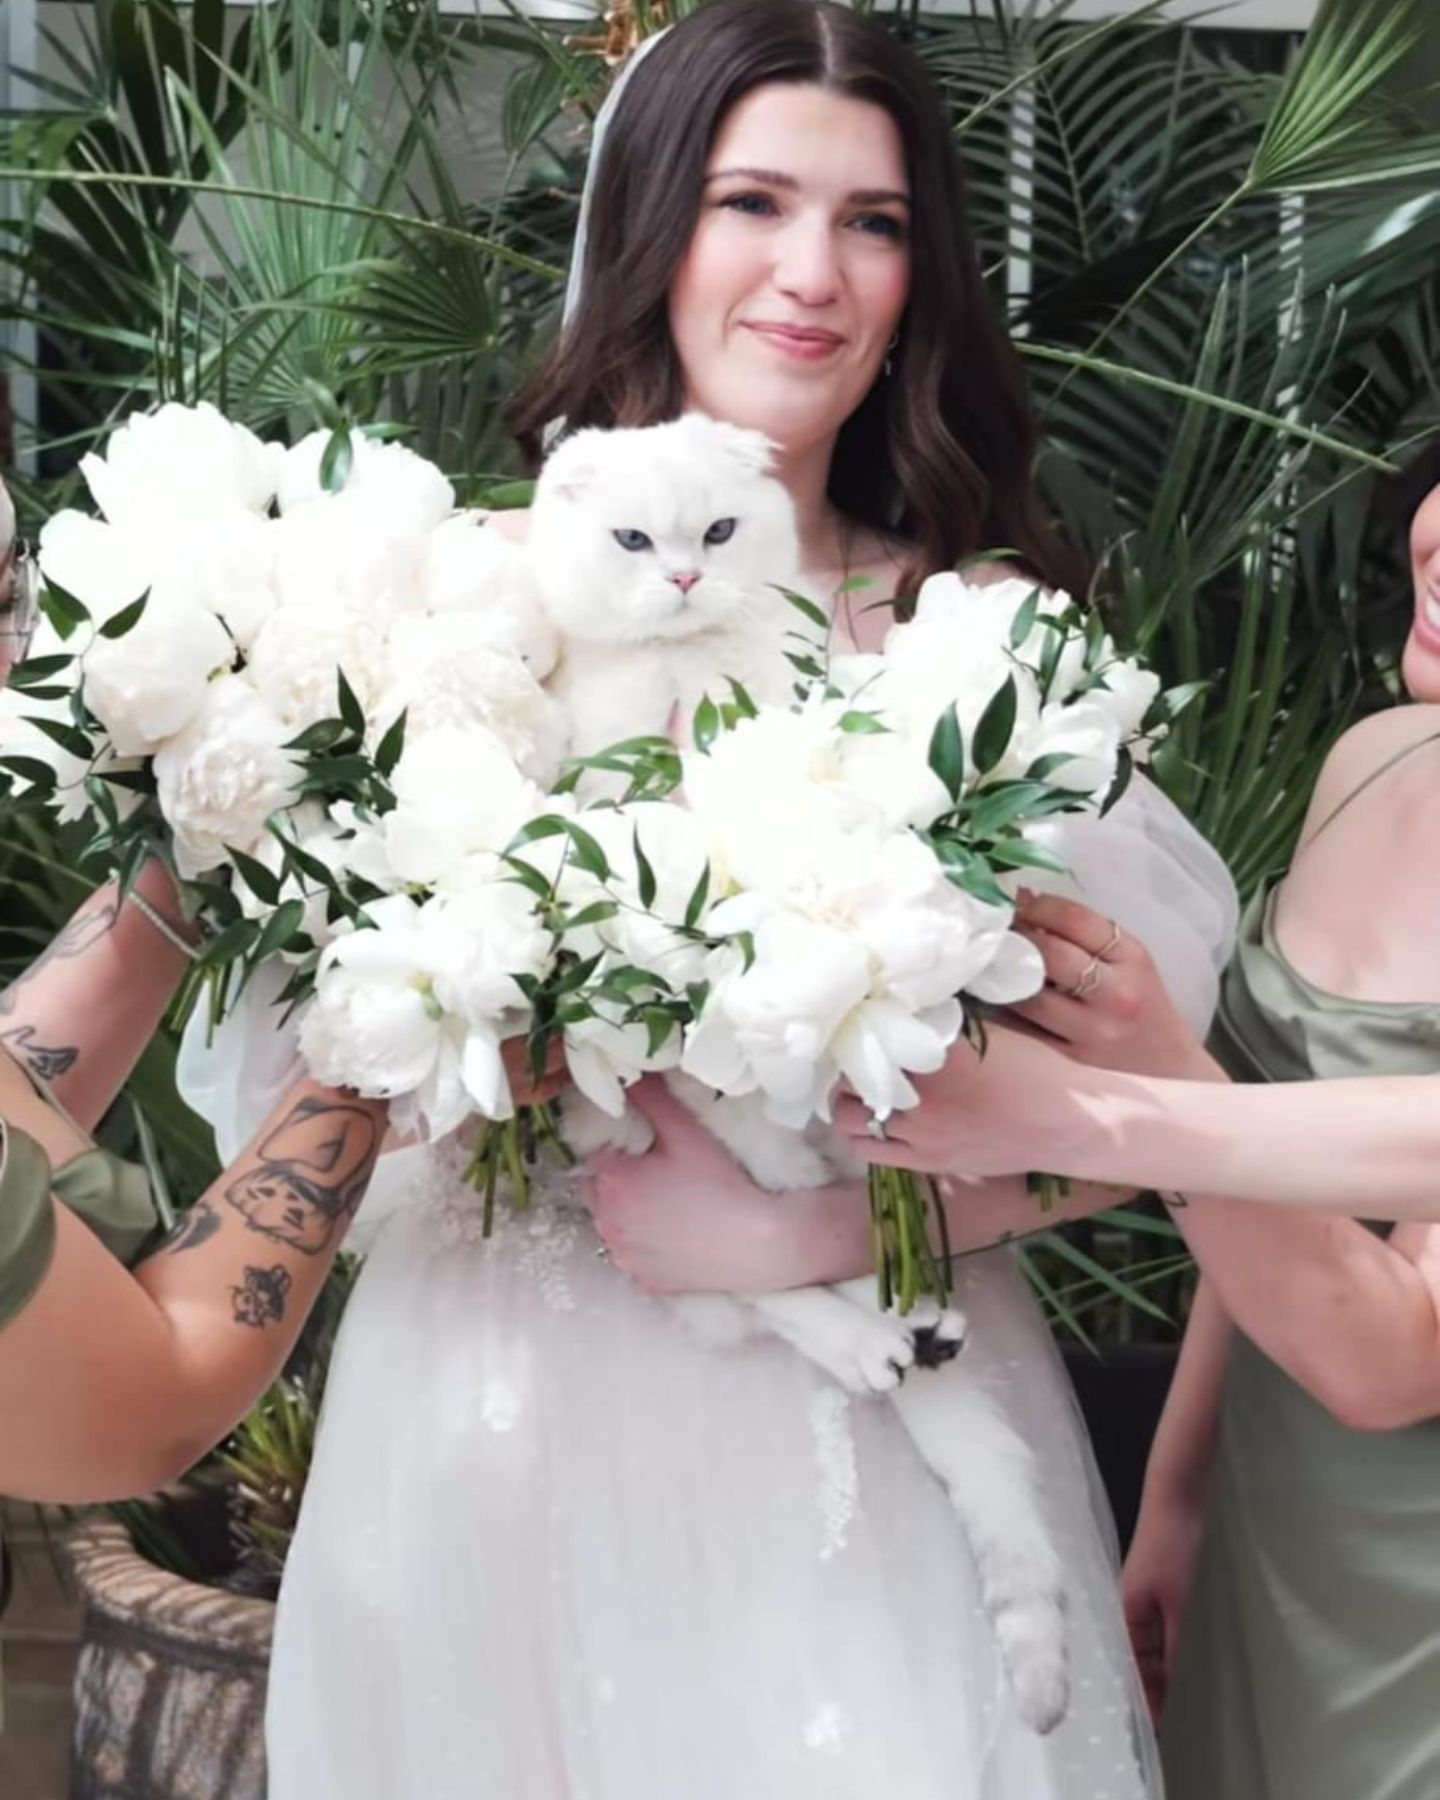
1062,957,1103,1001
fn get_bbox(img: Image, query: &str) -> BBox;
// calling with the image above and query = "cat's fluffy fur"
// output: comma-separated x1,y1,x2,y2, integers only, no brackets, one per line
529,414,800,772
531,415,1070,1734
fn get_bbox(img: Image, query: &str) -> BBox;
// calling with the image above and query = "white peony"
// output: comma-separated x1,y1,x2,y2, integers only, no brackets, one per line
377,615,565,785
421,513,558,680
245,600,389,733
298,894,474,1137
556,801,717,986
82,587,234,757
377,723,548,893
1012,697,1123,794
269,500,431,625
234,801,360,952
153,674,300,878
0,625,145,825
274,430,454,534
79,402,276,541
1090,655,1163,756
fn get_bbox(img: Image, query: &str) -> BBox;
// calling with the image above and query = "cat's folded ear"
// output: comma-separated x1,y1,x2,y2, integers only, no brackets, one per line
538,428,606,503
707,421,779,479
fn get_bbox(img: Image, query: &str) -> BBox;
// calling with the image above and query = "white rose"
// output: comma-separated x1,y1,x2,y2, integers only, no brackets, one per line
153,674,300,877
274,430,454,534
81,402,276,539
82,587,233,757
422,514,558,679
377,615,565,784
298,894,473,1136
245,600,389,732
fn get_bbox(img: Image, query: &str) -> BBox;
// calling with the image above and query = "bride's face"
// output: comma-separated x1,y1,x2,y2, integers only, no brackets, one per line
668,82,911,459
1403,481,1440,703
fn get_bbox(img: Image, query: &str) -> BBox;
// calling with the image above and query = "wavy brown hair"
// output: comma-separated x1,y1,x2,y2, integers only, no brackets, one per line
514,0,1084,598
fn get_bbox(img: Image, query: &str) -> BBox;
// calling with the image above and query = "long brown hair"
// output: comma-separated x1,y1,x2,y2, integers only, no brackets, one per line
514,0,1084,597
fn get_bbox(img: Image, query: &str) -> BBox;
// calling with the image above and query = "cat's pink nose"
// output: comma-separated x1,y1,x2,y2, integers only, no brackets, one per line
669,570,701,594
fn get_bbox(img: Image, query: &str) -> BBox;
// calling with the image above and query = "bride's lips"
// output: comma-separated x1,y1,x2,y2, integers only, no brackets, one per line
1413,578,1440,657
743,321,846,362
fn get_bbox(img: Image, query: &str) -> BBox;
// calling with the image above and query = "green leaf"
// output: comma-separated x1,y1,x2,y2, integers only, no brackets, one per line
1008,586,1042,651
253,897,307,961
0,754,59,791
229,847,282,907
374,708,407,779
8,653,74,687
98,592,149,639
284,717,347,755
780,586,829,631
683,862,711,931
692,694,721,754
972,677,1018,777
564,901,619,932
633,825,657,910
319,427,354,494
336,668,366,738
40,580,90,638
927,705,965,802
838,710,890,735
30,715,94,762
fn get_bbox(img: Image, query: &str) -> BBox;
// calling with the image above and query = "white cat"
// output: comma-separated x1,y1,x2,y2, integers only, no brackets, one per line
531,414,1070,1734
528,413,801,780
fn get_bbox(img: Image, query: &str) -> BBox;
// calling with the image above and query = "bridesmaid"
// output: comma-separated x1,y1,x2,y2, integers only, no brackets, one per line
1125,447,1440,1800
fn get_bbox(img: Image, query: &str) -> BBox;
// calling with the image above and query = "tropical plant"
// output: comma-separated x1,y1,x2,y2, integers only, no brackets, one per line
3,0,1440,1574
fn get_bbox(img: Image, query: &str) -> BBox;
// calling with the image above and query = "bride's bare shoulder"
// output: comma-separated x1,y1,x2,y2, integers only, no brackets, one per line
482,506,532,544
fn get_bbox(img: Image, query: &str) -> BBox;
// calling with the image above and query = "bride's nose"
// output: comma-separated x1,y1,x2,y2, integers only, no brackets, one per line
772,215,841,308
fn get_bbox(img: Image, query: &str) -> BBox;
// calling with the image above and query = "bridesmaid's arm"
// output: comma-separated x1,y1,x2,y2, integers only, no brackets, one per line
0,862,200,1129
0,1060,386,1504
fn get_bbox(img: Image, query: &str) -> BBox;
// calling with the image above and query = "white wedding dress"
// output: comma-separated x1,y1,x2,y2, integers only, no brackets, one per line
180,777,1235,1800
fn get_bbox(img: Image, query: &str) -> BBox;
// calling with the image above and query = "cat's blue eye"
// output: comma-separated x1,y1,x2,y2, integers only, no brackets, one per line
613,528,653,553
704,518,737,547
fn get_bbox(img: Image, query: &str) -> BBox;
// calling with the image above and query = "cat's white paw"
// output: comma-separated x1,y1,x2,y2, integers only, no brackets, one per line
772,1307,917,1396
904,1299,968,1368
561,1094,654,1162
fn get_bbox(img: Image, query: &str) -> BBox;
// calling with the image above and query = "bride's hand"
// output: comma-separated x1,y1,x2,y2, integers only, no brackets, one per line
504,1037,568,1108
588,1080,868,1293
1007,892,1214,1080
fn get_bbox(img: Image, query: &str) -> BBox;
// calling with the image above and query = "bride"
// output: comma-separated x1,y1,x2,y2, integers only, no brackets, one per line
182,3,1235,1793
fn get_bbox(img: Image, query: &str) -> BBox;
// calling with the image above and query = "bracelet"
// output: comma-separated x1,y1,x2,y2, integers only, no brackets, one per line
126,889,203,963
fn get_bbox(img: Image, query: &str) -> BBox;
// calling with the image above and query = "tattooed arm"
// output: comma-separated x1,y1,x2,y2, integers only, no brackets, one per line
0,1065,385,1503
0,861,200,1127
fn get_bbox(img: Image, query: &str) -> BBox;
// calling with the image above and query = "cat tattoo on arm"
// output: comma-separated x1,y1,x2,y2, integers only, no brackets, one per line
221,1095,381,1255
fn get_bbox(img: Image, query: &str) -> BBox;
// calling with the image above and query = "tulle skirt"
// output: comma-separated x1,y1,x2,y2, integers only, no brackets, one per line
266,1146,1160,1800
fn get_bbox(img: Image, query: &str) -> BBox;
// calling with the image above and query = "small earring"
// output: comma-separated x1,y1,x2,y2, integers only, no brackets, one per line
884,332,900,378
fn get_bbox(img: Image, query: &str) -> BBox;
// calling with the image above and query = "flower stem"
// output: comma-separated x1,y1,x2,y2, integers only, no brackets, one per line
867,1164,952,1313
465,1102,567,1233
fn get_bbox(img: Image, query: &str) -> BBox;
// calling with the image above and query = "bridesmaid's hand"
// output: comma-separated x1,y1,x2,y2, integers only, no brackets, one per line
1121,1483,1207,1723
1008,892,1214,1080
833,1027,1097,1178
587,1080,867,1293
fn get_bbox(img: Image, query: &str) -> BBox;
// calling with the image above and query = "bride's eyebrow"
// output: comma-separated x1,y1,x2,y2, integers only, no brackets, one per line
704,167,910,207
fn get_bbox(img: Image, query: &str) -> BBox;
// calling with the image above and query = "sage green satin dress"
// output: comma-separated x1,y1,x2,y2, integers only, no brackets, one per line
1161,879,1440,1800
0,1067,156,1328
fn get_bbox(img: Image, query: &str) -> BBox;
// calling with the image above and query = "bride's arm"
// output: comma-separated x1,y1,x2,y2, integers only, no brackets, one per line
0,861,199,1129
0,1066,385,1503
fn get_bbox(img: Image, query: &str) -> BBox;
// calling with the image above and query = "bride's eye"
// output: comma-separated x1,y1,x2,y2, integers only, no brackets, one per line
720,192,777,218
704,518,737,547
613,528,653,552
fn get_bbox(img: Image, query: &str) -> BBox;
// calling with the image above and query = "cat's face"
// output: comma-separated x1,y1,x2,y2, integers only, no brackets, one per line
531,416,801,645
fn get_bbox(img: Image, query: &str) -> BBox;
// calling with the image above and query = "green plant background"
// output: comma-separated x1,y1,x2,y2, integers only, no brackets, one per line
2,0,1438,1579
